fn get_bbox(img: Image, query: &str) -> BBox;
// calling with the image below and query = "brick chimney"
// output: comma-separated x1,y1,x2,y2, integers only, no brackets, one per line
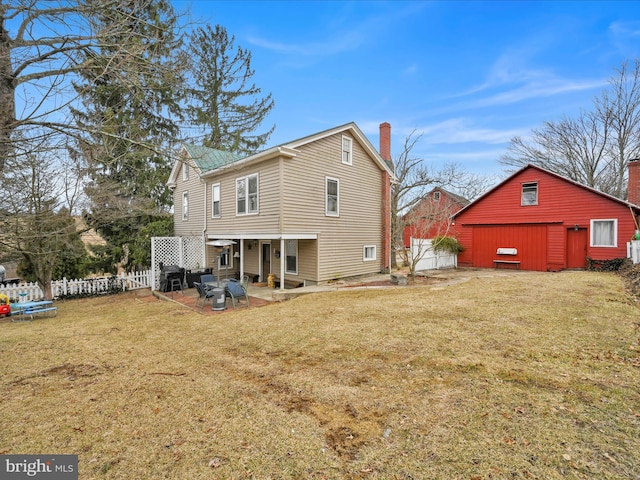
379,122,392,273
379,122,391,161
629,158,640,206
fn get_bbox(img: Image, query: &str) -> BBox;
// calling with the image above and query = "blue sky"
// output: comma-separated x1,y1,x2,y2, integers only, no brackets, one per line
176,0,640,176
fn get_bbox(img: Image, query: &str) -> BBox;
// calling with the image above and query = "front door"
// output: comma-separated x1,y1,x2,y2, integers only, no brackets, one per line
567,227,588,269
261,243,271,282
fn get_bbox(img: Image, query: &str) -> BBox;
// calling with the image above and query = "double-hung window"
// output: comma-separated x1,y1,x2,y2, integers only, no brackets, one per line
591,219,617,247
342,136,352,165
182,191,189,220
236,174,258,215
212,183,221,218
521,182,538,206
326,177,339,216
286,239,298,274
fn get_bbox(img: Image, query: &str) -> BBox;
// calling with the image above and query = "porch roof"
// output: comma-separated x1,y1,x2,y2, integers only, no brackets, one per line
206,233,318,240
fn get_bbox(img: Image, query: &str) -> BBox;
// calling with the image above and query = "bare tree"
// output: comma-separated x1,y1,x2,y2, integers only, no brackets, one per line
0,145,86,299
0,0,186,174
501,60,640,199
391,130,496,268
399,191,462,278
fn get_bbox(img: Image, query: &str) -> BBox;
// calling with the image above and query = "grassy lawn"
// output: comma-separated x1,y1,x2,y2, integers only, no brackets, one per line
1,271,639,479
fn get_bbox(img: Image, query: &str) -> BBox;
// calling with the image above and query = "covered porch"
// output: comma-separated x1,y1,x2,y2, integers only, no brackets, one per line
205,233,318,291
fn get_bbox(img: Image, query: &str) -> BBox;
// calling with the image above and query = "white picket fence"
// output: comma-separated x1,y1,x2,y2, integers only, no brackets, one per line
0,270,152,301
411,237,457,271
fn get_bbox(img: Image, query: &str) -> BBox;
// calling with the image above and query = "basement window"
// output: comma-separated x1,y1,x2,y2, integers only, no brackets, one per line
521,182,538,206
363,245,376,261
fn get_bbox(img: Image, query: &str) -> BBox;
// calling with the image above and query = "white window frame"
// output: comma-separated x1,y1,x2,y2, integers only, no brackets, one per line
521,182,538,206
182,191,189,221
183,163,189,181
590,219,617,247
433,191,441,201
342,136,353,165
211,183,221,218
326,177,339,216
363,245,377,261
285,239,298,274
236,173,259,215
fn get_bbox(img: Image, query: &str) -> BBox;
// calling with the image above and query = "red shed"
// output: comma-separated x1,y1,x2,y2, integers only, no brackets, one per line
453,164,640,271
402,187,469,248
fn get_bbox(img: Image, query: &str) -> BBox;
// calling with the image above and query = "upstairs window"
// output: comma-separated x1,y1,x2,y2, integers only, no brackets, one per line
182,191,189,220
326,177,339,216
521,182,538,206
212,183,221,218
342,136,352,165
433,191,441,201
183,164,189,181
591,219,617,247
236,174,259,215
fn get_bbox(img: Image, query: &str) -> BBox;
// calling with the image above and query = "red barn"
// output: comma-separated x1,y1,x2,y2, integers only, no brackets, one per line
402,187,468,248
453,163,640,271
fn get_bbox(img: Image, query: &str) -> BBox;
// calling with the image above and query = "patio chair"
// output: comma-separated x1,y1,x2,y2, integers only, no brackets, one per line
225,278,249,309
200,274,216,290
194,282,216,309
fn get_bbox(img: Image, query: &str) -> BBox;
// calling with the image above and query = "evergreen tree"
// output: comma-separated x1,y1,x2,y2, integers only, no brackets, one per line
186,24,275,154
72,0,185,271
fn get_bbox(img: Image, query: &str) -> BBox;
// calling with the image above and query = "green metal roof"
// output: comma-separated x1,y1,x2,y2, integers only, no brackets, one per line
183,144,243,173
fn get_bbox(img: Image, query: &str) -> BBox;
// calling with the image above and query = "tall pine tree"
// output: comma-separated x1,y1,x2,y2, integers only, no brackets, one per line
72,0,184,271
186,24,275,154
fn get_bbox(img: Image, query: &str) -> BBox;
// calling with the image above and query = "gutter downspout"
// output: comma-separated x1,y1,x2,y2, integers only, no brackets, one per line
203,182,208,268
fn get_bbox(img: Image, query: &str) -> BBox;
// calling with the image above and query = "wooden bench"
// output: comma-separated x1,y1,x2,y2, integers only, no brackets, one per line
494,248,520,269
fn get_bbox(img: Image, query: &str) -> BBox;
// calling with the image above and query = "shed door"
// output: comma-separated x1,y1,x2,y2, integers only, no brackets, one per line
473,225,548,271
566,227,588,269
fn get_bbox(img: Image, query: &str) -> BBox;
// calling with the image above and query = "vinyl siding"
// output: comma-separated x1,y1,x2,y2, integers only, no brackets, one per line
280,133,383,282
205,158,282,234
176,128,388,283
173,159,206,237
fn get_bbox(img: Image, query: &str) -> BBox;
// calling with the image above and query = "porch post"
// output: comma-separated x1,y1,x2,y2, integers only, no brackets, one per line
280,237,285,290
239,239,244,277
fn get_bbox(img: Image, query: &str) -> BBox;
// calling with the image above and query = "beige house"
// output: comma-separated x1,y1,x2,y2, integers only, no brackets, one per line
167,122,395,288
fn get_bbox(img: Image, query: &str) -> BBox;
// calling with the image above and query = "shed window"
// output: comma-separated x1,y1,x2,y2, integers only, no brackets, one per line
521,182,538,206
591,219,617,247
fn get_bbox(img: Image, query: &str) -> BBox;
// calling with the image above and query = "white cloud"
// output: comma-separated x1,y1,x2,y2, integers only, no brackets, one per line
452,47,607,109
